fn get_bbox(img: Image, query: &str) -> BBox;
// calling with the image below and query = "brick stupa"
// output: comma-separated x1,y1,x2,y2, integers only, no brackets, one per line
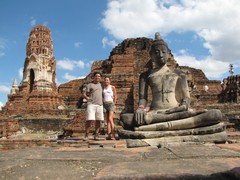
2,25,65,115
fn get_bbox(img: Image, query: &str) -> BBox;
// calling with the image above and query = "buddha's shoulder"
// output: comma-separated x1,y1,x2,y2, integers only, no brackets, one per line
173,69,187,76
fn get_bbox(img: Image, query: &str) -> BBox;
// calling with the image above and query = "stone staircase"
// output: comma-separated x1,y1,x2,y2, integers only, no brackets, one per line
56,136,126,148
0,135,126,150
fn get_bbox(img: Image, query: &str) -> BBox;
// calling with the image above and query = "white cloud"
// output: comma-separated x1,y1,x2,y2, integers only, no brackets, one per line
18,67,23,80
85,62,91,68
102,0,240,40
30,17,36,26
63,73,85,81
74,42,82,48
0,85,10,92
57,58,85,70
76,61,84,69
101,0,240,78
0,38,7,58
57,59,75,70
102,37,117,48
101,0,162,39
175,54,229,79
0,85,10,108
178,49,188,55
56,77,59,85
63,73,77,81
43,21,48,26
0,101,3,110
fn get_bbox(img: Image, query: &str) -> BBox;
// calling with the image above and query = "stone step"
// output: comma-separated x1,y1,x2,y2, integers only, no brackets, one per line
226,131,240,143
227,131,240,137
0,137,127,150
57,136,126,148
225,122,235,127
225,122,236,131
88,139,126,148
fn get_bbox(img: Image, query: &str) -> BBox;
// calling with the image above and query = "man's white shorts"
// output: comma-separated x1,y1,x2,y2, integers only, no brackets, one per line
86,104,104,121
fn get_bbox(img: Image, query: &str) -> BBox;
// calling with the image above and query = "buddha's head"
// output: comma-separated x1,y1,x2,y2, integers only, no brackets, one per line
150,32,170,69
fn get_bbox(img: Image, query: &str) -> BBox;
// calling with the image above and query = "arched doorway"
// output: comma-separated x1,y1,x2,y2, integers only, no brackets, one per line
29,69,35,92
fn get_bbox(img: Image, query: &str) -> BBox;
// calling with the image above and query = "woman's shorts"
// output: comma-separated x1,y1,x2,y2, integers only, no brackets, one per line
103,102,115,112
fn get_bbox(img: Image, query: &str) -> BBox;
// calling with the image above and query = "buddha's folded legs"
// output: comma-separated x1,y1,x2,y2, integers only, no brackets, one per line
135,109,222,131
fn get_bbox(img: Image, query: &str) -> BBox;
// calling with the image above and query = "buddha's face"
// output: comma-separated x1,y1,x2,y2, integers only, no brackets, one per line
150,44,169,69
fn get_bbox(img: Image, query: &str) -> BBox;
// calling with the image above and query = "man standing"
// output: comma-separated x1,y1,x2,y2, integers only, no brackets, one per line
82,72,104,140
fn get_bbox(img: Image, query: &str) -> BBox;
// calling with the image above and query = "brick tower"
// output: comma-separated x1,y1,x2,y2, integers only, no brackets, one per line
3,25,65,115
22,25,57,92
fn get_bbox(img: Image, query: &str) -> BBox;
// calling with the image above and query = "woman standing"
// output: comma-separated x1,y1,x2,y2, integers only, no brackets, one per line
103,76,117,140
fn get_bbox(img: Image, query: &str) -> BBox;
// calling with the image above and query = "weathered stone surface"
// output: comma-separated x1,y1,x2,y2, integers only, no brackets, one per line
126,139,150,148
118,122,226,139
126,131,228,148
1,144,240,179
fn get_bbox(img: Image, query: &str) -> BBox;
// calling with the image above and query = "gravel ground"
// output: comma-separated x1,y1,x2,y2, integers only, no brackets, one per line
1,159,109,180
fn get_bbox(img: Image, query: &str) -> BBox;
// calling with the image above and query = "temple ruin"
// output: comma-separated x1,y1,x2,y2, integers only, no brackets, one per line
0,25,240,138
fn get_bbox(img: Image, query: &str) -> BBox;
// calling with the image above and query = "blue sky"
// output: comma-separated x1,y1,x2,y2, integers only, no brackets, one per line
0,0,240,109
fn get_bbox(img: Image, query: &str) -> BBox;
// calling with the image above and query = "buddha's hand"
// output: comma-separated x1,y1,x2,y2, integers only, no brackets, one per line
134,108,146,126
165,105,187,114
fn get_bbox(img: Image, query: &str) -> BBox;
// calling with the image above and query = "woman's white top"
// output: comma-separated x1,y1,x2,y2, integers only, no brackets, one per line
103,85,114,102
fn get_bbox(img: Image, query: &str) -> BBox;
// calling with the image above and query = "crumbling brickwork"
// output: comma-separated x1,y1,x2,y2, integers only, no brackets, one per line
0,117,20,138
220,75,240,103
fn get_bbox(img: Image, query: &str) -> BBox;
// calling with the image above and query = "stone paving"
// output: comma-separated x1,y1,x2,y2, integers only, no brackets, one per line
0,135,240,180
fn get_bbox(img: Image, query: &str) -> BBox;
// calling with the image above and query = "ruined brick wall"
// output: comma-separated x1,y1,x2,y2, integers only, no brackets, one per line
63,110,93,137
18,118,72,132
0,117,20,138
58,79,84,108
220,75,240,103
179,66,222,106
3,90,65,116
